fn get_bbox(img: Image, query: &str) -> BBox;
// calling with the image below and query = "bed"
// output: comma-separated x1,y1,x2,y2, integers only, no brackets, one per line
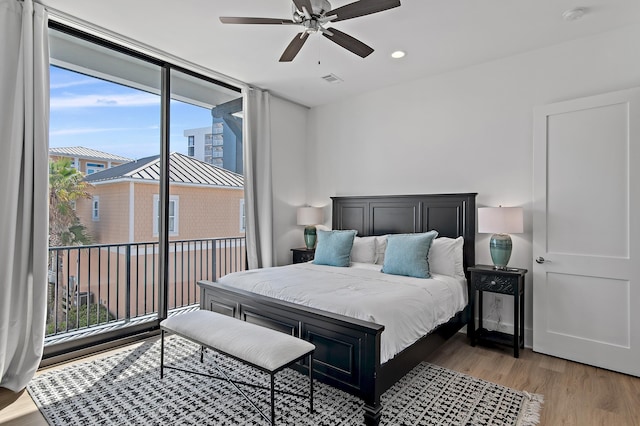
198,193,477,425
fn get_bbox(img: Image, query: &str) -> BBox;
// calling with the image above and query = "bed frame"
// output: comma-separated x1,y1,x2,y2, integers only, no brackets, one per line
198,193,477,425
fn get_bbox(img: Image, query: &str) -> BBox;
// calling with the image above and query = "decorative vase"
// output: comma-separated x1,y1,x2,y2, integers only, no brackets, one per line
489,233,512,269
304,226,317,249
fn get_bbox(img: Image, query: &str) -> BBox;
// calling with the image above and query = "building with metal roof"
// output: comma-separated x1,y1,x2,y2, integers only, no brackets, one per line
49,146,133,175
77,152,244,244
49,146,134,163
85,152,243,188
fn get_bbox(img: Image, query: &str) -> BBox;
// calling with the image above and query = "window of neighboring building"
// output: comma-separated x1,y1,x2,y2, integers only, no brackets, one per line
86,162,105,175
239,199,246,233
168,199,177,233
187,135,195,157
153,194,179,236
92,196,99,221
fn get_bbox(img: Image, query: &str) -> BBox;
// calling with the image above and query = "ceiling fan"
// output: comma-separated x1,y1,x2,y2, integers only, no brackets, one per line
220,0,401,62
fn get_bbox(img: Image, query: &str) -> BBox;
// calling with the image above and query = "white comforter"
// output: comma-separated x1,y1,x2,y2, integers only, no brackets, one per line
217,262,467,363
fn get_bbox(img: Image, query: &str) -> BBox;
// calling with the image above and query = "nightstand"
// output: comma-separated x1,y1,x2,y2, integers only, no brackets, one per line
291,247,315,264
467,265,528,358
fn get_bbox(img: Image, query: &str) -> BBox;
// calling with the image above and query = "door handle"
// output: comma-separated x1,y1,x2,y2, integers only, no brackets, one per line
535,256,551,264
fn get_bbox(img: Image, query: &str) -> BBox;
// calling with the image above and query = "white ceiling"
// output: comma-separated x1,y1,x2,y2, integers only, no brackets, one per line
41,0,640,108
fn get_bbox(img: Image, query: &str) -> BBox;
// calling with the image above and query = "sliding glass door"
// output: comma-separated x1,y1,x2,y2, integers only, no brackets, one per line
45,23,245,361
166,70,246,317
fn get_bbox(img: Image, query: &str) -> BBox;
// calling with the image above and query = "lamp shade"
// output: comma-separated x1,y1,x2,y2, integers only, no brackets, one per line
297,207,323,226
478,207,524,234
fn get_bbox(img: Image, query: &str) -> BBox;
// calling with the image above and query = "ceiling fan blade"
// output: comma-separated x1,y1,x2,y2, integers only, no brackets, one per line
279,32,310,62
322,28,374,58
220,17,297,25
327,0,401,22
292,0,314,16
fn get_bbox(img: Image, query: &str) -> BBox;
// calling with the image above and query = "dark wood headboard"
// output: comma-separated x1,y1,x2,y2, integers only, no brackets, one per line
331,193,477,271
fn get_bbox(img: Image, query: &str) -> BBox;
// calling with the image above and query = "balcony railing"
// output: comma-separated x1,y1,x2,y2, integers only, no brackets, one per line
46,236,246,343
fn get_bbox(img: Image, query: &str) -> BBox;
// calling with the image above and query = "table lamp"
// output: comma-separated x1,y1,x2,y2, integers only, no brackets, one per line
478,206,524,269
297,207,323,249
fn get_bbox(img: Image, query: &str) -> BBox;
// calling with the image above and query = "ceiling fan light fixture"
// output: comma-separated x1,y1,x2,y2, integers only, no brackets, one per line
293,0,331,17
391,50,406,59
562,7,586,22
221,0,402,62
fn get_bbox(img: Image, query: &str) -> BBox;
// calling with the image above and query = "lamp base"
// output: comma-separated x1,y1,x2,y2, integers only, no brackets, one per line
489,233,512,269
304,225,317,249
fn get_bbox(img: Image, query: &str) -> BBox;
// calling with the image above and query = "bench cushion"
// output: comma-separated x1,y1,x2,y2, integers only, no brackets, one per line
160,310,315,372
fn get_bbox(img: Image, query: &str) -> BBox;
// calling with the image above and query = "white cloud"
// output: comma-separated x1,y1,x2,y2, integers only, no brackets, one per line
50,93,160,109
50,127,133,136
50,79,97,90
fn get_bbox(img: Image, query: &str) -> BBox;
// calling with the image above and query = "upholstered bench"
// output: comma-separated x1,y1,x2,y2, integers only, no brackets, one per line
159,310,315,425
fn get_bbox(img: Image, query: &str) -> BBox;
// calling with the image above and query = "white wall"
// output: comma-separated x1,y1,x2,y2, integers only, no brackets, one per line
304,24,640,346
270,96,309,266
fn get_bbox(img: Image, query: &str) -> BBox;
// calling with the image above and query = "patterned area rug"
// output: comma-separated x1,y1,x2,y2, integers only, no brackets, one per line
28,336,542,425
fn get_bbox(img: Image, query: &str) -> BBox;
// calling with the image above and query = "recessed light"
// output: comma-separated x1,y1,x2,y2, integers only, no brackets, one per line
391,50,406,59
562,7,586,21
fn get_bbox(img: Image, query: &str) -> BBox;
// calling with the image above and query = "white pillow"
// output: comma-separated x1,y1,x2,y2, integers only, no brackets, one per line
428,236,465,278
374,235,388,265
350,236,377,264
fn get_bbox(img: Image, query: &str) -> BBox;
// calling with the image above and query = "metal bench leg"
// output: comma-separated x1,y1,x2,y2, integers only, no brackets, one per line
309,354,314,413
160,330,165,379
270,374,275,425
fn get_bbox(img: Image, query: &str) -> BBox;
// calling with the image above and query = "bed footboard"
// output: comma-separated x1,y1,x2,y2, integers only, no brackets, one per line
198,280,385,424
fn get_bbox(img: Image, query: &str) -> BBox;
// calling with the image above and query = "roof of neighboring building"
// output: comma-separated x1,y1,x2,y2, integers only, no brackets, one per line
49,146,133,163
85,152,244,188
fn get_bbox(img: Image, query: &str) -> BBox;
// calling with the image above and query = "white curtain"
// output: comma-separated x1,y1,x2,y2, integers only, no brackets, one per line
0,0,49,392
243,88,275,269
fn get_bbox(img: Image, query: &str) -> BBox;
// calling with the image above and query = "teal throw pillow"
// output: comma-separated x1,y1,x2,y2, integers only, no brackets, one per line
382,231,439,278
313,229,357,267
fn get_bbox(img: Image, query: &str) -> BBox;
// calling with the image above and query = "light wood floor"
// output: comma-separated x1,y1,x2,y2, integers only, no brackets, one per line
2,333,639,425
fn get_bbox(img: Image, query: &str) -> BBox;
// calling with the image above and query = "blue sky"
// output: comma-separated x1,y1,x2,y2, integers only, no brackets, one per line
49,66,212,160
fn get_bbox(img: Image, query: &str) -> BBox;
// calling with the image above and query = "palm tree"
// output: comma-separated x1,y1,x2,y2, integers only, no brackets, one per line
49,158,93,247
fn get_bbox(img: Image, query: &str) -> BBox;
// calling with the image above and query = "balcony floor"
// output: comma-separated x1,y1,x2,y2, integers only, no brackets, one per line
44,304,199,346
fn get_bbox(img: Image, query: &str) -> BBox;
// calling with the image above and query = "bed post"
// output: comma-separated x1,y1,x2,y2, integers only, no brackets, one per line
363,401,383,426
362,328,383,425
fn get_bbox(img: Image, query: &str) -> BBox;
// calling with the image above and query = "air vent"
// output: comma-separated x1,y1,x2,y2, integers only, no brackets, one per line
321,74,343,84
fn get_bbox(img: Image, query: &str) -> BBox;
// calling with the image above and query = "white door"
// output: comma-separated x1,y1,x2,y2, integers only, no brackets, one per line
532,88,640,376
